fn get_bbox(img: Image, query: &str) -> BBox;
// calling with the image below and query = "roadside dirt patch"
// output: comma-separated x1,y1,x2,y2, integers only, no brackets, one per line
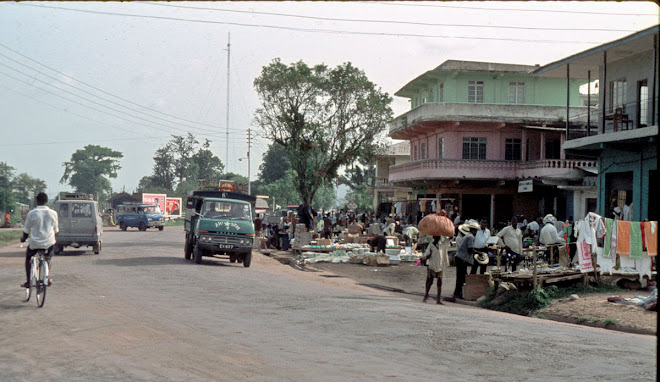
537,291,656,335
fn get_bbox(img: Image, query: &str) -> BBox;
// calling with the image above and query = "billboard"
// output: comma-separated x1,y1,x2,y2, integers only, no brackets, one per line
165,197,182,217
141,193,166,212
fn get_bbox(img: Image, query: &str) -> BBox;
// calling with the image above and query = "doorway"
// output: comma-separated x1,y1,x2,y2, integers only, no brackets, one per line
462,194,491,222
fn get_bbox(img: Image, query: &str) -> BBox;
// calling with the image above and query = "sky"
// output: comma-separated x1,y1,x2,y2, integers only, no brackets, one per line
0,1,658,200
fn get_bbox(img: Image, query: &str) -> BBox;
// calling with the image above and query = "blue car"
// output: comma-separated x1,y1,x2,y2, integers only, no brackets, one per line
116,204,165,231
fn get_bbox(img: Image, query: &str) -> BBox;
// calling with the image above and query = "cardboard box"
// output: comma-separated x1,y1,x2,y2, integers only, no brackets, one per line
463,274,491,301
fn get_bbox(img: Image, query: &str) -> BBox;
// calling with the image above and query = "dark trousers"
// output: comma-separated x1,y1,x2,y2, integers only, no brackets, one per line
25,245,53,284
470,262,487,275
453,257,469,298
505,247,521,272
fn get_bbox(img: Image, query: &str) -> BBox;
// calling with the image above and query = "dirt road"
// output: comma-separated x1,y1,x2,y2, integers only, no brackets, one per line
0,226,655,381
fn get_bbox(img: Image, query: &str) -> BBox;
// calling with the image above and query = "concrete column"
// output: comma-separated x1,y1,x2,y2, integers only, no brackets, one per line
521,129,527,162
560,134,566,160
490,194,495,229
540,131,546,160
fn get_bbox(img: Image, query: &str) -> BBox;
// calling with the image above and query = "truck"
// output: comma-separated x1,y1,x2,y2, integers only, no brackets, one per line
184,189,256,267
54,192,103,255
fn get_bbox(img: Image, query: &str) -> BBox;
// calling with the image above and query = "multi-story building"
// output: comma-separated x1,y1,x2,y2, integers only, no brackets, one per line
533,25,658,221
388,60,597,226
371,141,412,214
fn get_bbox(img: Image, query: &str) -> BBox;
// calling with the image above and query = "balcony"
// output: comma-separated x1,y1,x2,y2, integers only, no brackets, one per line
390,103,589,138
388,159,597,183
565,98,658,140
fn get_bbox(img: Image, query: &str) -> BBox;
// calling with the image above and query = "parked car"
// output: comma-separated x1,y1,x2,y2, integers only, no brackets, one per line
115,203,165,231
55,193,103,254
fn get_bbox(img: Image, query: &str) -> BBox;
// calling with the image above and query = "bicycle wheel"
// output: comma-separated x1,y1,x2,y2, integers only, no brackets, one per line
35,260,47,308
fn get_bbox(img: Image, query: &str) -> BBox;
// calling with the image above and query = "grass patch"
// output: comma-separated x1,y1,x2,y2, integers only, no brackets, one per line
478,284,625,317
0,230,23,246
604,318,619,326
164,219,185,226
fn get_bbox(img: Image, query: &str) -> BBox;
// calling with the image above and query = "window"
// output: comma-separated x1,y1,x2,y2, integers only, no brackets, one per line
421,142,427,159
638,80,648,127
505,138,522,160
413,145,418,161
438,83,444,102
71,203,92,218
609,78,627,113
437,137,444,159
468,81,484,103
545,139,560,159
462,137,487,160
508,82,525,104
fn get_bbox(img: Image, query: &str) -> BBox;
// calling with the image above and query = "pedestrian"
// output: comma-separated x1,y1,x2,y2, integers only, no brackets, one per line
20,192,58,288
421,235,450,304
323,213,332,239
496,216,523,272
540,214,565,264
471,219,491,275
368,235,387,253
451,221,479,300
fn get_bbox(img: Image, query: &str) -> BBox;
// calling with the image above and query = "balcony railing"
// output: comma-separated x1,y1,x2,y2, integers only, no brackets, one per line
566,98,658,140
388,158,597,183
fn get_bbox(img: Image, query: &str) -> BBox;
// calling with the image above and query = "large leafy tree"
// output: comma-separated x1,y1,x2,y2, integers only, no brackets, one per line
254,59,392,206
0,162,16,213
13,173,47,207
150,145,176,191
60,145,122,200
258,143,289,184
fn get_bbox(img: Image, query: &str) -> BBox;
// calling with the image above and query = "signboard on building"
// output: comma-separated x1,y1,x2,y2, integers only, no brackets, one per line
141,193,167,212
348,201,357,210
518,180,533,193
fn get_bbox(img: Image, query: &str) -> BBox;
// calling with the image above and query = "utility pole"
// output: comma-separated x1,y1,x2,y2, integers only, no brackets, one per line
225,32,231,173
247,128,252,195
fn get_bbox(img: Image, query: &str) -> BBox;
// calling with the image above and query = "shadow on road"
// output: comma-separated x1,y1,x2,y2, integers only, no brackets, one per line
95,256,190,267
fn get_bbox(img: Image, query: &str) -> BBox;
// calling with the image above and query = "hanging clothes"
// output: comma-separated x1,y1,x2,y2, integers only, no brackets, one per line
616,220,631,256
603,218,614,259
643,221,657,256
637,256,652,281
629,222,643,259
610,219,618,258
596,249,616,275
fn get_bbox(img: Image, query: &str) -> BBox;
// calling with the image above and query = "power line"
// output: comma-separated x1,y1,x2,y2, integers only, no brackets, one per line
374,1,659,16
143,2,639,33
0,43,234,132
15,3,606,44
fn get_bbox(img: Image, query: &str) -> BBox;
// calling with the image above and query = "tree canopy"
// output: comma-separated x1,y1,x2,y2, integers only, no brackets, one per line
254,59,392,205
60,145,123,200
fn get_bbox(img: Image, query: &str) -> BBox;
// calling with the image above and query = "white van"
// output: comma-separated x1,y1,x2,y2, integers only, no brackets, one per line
54,193,103,255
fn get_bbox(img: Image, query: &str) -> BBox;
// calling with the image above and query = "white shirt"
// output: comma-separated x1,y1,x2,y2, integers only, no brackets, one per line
496,225,522,255
383,223,396,236
474,228,491,249
23,205,59,249
540,223,566,245
423,238,450,273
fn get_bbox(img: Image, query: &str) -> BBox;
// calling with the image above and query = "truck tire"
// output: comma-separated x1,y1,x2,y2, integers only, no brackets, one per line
139,222,147,231
158,225,164,231
120,222,127,231
184,239,192,260
243,252,252,268
193,245,203,264
54,245,63,256
93,241,101,255
229,254,237,263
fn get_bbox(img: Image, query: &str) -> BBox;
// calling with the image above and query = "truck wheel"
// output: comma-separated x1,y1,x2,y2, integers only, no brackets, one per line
193,245,203,264
139,222,147,231
120,222,127,231
243,252,252,268
93,241,101,255
54,245,63,256
229,254,237,263
158,225,164,231
184,240,192,260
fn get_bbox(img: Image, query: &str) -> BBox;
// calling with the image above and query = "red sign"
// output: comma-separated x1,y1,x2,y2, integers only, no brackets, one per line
577,241,594,273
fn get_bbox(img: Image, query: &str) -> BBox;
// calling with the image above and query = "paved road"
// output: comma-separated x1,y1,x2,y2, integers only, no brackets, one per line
0,226,656,381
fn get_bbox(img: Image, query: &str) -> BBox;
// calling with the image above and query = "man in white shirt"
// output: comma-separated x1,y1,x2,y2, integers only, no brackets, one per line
540,214,565,264
21,192,58,288
471,219,491,275
496,216,523,272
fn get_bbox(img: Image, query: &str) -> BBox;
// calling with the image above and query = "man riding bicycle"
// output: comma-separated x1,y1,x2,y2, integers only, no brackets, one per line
20,192,58,288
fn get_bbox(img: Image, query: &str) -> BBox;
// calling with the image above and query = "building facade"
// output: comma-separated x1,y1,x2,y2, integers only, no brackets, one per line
534,25,659,222
371,141,413,213
388,60,597,226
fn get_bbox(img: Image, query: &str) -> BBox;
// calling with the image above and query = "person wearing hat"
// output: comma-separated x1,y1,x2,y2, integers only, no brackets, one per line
420,235,450,304
470,219,491,275
450,220,480,300
540,214,565,264
496,216,523,272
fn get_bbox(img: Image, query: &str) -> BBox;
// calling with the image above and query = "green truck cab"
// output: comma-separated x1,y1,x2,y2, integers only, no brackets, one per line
184,190,256,267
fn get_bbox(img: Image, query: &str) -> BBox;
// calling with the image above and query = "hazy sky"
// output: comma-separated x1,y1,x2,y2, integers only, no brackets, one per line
1,1,658,198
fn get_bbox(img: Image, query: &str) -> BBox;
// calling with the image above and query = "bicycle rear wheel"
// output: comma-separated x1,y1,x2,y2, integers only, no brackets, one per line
35,260,46,308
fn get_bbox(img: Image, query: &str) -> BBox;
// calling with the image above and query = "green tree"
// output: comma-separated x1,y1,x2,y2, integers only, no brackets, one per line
260,169,300,208
60,145,123,200
344,183,372,213
171,133,198,185
12,173,47,207
257,143,289,184
254,59,392,206
312,184,336,212
192,139,225,180
135,176,170,195
151,145,176,191
0,162,16,213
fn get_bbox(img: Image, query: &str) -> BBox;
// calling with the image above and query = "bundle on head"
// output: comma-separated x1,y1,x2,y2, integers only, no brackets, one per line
418,209,454,237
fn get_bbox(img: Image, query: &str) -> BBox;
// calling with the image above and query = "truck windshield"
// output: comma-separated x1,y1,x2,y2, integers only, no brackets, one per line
139,206,157,214
201,201,251,221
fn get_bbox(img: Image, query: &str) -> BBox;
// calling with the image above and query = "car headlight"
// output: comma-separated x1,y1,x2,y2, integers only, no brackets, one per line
200,235,212,242
148,218,153,221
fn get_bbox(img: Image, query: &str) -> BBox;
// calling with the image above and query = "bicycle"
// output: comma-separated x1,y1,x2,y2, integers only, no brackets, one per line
24,248,51,308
